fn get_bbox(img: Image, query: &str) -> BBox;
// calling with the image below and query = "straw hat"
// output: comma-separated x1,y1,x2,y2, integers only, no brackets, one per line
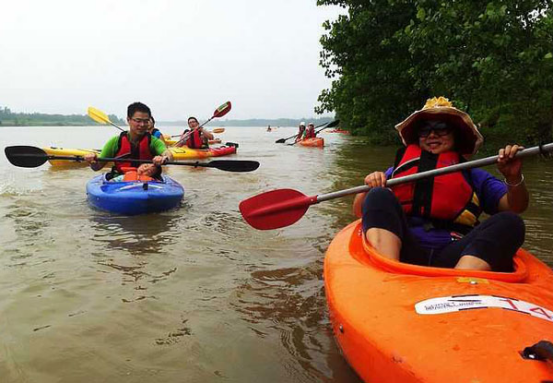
395,96,483,155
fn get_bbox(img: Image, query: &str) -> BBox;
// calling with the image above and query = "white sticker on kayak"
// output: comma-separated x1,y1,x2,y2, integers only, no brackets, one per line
415,295,553,322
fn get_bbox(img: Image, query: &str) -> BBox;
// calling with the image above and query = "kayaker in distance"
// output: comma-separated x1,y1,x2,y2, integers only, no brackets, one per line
175,116,214,148
148,116,167,144
352,96,529,272
304,122,316,139
295,122,306,142
84,102,173,180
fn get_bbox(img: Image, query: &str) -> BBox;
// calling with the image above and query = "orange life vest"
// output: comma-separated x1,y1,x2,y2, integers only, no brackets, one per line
112,132,155,174
120,167,155,182
389,144,481,231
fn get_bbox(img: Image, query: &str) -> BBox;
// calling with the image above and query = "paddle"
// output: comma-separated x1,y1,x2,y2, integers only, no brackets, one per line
87,107,125,132
240,142,553,230
173,101,232,143
5,146,259,173
276,120,339,144
169,127,225,139
315,119,341,135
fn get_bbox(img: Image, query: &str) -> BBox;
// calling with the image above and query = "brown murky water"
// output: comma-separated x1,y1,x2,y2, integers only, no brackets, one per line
0,126,551,382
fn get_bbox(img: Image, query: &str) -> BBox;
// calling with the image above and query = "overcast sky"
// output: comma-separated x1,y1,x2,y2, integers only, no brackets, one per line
1,0,345,120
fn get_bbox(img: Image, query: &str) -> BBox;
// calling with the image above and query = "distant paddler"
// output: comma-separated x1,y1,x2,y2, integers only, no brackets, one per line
175,116,215,148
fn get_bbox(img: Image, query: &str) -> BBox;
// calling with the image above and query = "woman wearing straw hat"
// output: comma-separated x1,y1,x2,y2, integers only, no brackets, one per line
352,97,529,271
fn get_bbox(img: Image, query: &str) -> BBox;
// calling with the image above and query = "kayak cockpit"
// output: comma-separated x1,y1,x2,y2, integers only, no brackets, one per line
349,222,530,283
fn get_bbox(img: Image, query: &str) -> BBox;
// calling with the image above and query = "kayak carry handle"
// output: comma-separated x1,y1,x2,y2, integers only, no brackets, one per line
521,340,553,362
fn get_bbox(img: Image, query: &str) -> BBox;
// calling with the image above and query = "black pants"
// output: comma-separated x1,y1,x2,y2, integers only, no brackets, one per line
361,188,525,272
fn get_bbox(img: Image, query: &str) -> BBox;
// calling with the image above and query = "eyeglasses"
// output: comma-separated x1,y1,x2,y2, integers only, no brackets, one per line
130,118,151,125
418,122,452,138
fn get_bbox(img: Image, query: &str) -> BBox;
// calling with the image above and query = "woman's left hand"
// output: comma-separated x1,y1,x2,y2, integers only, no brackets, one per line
497,144,523,182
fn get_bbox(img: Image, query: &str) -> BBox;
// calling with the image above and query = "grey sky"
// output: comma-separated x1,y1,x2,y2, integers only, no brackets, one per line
1,0,345,120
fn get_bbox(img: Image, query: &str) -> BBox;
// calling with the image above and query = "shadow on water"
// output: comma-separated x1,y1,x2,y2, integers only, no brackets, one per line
86,210,184,300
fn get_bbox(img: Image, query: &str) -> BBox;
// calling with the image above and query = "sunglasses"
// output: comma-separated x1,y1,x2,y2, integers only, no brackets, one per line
418,122,452,138
130,118,151,125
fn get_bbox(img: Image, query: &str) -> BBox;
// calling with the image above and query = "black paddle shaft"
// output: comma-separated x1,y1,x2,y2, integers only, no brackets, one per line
5,146,259,172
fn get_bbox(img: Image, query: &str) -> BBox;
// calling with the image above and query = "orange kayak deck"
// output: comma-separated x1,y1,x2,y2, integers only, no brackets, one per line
298,137,324,147
324,220,553,382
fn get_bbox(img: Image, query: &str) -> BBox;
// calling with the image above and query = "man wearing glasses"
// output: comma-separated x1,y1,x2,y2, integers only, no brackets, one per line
84,102,173,180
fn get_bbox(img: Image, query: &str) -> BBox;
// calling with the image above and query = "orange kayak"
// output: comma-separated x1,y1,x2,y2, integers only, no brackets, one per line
298,137,324,148
325,220,553,382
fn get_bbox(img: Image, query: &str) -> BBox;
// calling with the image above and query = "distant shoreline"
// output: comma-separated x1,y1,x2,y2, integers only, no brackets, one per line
1,107,334,127
0,118,334,128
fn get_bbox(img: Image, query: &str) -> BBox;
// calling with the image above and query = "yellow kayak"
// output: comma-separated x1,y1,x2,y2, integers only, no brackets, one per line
163,137,222,146
43,146,99,168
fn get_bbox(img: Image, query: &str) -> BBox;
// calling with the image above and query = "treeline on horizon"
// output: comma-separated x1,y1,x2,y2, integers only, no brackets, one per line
0,106,333,128
165,117,334,127
316,0,553,146
0,106,124,126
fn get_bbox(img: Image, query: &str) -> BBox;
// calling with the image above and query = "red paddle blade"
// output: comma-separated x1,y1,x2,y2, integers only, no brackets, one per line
213,101,231,118
239,189,316,230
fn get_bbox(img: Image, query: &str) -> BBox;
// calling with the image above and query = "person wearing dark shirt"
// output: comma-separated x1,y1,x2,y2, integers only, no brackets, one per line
352,97,529,272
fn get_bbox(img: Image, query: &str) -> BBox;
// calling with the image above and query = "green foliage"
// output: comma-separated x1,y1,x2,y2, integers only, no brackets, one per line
317,0,553,145
0,106,124,126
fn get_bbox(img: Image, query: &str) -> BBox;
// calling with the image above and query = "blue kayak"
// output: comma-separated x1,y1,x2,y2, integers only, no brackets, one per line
86,174,184,215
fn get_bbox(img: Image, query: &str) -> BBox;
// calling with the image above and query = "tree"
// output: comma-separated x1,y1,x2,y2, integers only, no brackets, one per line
317,0,553,144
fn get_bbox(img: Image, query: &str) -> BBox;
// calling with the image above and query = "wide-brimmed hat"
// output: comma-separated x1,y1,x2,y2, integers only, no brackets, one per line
395,97,483,155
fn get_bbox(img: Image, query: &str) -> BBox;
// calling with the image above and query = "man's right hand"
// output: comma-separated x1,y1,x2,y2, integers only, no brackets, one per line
84,153,98,164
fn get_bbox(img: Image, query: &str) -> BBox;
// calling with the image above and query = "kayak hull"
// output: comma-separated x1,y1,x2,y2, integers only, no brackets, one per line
43,147,99,168
298,138,324,147
164,138,221,146
169,143,237,160
324,220,553,382
86,174,184,215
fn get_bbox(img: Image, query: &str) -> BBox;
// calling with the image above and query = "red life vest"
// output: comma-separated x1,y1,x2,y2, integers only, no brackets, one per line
304,127,316,139
113,132,155,174
185,129,203,149
389,144,481,231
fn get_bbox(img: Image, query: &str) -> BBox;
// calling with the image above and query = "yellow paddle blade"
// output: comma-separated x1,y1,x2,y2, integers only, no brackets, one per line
212,128,225,134
87,107,112,125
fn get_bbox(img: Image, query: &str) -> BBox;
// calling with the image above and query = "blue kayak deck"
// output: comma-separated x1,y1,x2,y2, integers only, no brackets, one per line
86,174,184,215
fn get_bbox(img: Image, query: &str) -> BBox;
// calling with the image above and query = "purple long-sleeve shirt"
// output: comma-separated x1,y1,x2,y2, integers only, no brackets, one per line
384,167,508,250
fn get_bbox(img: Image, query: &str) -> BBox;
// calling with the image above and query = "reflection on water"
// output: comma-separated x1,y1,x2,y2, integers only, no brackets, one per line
89,213,181,255
0,126,551,382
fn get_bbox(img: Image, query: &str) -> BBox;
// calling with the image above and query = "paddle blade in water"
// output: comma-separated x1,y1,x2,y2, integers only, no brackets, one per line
5,146,49,168
208,160,259,172
213,101,231,118
239,189,315,230
87,107,111,125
